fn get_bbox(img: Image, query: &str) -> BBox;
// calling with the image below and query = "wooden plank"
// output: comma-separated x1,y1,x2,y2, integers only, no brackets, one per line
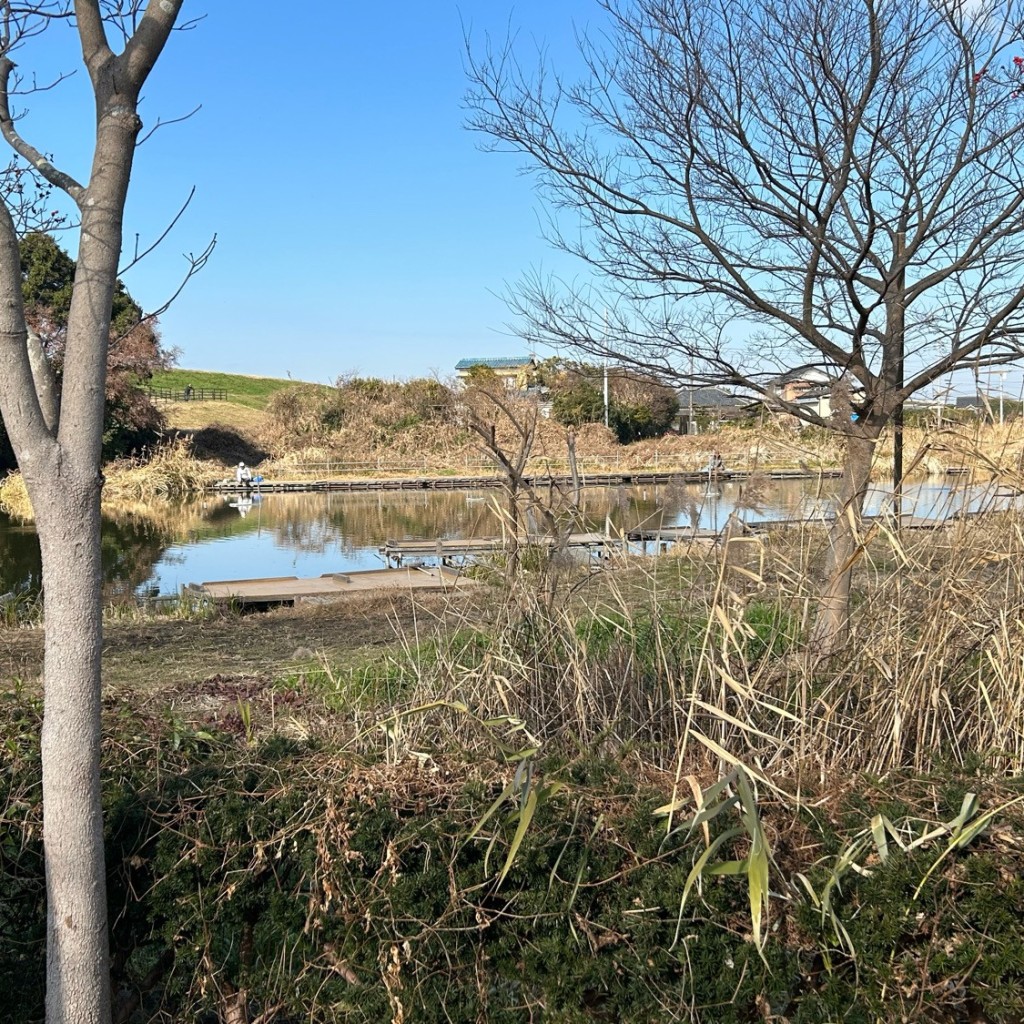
379,533,620,563
200,575,300,586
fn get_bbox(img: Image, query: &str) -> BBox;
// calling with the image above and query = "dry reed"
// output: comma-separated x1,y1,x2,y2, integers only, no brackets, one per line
0,472,32,519
256,404,1024,483
0,439,217,521
321,480,1024,791
103,438,217,500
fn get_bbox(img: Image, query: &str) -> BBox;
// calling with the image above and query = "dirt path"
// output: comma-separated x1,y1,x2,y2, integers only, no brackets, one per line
0,592,482,695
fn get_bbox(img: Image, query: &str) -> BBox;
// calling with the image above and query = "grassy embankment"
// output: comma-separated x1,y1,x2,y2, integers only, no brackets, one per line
150,367,303,412
149,368,322,463
5,367,1022,483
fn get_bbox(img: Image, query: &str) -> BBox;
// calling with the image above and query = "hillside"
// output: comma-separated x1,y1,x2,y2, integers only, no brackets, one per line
149,369,308,411
148,369,327,464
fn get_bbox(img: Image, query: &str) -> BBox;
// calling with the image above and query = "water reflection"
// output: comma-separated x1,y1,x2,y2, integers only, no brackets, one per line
0,476,1017,599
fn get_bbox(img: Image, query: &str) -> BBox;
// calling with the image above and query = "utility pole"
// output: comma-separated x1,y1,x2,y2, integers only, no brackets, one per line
603,362,609,428
688,352,695,435
603,309,610,429
893,224,906,529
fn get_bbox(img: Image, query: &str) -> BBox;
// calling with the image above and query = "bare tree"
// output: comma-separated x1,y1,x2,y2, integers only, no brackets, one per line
459,370,582,606
467,0,1024,652
0,3,188,1021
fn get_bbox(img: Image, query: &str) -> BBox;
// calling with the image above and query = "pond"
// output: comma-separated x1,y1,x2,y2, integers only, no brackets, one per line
0,476,1016,600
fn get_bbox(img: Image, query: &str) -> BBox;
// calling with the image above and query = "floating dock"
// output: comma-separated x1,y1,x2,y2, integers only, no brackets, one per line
379,511,970,566
626,526,722,552
380,532,617,566
184,566,477,607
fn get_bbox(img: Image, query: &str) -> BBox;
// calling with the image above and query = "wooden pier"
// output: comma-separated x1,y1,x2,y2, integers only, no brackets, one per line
861,513,951,530
626,526,722,553
184,566,477,607
378,510,969,567
380,532,617,566
628,511,963,550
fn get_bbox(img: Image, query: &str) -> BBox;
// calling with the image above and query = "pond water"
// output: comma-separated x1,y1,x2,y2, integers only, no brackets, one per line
0,476,1016,600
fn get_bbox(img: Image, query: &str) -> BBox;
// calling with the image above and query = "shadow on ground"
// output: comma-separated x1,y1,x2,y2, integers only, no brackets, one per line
175,425,270,466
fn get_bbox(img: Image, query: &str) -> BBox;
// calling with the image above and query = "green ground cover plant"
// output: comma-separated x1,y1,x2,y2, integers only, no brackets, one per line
4,686,1024,1023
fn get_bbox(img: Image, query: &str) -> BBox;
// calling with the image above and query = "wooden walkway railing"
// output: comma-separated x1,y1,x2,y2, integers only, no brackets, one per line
146,386,228,402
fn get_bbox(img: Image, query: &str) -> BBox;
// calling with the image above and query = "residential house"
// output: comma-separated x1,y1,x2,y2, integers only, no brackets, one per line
676,387,746,433
767,364,862,419
956,392,1019,421
454,356,536,390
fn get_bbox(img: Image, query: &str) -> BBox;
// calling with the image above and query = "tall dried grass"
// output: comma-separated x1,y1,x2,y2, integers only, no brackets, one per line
103,438,217,500
329,490,1024,789
0,472,32,519
170,414,1024,487
0,439,217,521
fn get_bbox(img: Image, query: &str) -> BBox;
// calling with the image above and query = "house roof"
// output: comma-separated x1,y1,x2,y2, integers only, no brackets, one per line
454,356,535,371
677,387,744,408
769,364,841,386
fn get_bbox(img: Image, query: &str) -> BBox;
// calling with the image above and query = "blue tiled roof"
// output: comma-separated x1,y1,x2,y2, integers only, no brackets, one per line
455,356,534,370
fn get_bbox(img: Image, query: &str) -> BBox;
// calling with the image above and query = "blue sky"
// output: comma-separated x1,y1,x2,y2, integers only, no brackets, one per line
13,1,1024,400
16,1,597,384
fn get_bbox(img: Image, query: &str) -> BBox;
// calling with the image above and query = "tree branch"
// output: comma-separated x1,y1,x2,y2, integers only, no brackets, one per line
119,0,182,91
0,197,55,456
0,56,85,203
73,0,112,80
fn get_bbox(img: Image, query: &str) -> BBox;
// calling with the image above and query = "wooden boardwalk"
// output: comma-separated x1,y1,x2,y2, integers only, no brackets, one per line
379,511,968,566
184,566,477,607
184,507,989,604
629,511,963,548
209,468,842,495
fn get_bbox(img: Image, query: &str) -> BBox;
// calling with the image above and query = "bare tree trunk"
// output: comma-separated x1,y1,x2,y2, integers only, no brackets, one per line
35,481,109,1024
222,986,248,1024
505,479,521,581
808,431,876,656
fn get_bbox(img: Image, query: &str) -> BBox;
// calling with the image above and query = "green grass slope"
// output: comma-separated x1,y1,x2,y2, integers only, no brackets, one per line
149,369,307,410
